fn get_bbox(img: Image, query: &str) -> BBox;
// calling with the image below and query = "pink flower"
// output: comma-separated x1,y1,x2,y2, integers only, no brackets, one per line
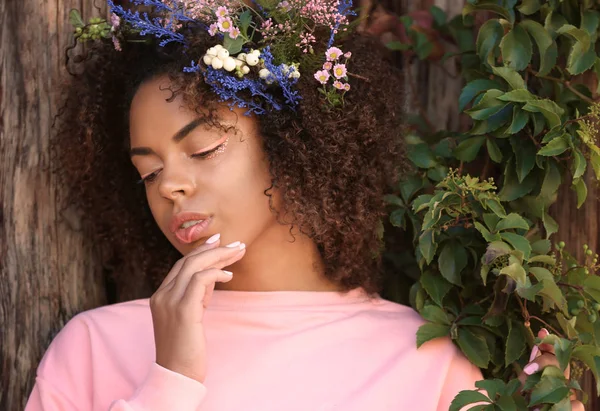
217,17,233,32
333,64,347,79
216,6,229,18
325,47,343,61
229,27,240,39
112,36,122,51
314,70,330,85
208,23,218,36
333,80,344,90
323,61,333,70
344,52,352,58
110,13,120,31
344,83,351,91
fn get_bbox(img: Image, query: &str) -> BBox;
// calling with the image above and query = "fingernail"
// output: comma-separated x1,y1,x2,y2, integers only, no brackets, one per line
529,346,540,362
524,362,539,375
223,270,233,276
541,328,549,337
206,233,221,244
226,241,241,248
239,243,246,250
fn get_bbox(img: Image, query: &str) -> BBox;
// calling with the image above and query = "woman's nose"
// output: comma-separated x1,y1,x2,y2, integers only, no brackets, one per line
157,163,195,200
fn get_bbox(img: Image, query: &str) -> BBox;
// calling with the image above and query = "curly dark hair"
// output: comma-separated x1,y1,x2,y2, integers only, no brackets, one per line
54,24,407,302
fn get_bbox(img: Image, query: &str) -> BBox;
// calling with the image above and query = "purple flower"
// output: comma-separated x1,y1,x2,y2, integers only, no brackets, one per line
333,80,344,90
323,61,333,70
217,17,233,32
208,23,218,36
229,27,240,39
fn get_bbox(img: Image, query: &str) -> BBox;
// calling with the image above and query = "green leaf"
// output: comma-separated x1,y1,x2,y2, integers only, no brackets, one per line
449,391,491,411
499,158,537,201
421,304,451,325
419,228,437,264
538,135,569,156
416,323,450,348
454,136,486,162
550,397,573,411
510,135,537,182
438,242,467,286
464,3,514,23
465,90,507,120
520,20,557,76
506,106,529,134
500,24,533,71
517,0,541,15
529,267,568,313
582,10,600,35
457,328,491,368
517,280,545,301
572,178,588,208
539,158,562,200
496,213,529,231
567,42,597,75
389,208,406,228
542,212,558,237
399,175,424,203
497,89,535,103
491,66,526,90
529,376,570,407
459,79,505,112
584,275,600,302
421,270,453,307
430,5,447,27
591,149,600,179
572,149,587,180
223,34,245,54
500,262,527,285
505,320,526,366
557,25,591,53
238,10,252,34
386,41,411,51
408,144,438,168
486,138,503,163
69,9,85,28
501,232,532,260
522,100,564,130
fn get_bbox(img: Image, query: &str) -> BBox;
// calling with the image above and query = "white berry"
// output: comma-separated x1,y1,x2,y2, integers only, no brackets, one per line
242,65,250,74
259,68,270,79
223,57,236,72
237,53,247,61
203,55,214,65
245,54,259,66
206,47,217,57
217,49,229,60
211,57,223,69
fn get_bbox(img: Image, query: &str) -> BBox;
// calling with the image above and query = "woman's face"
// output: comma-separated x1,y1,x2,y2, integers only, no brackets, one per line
129,75,278,255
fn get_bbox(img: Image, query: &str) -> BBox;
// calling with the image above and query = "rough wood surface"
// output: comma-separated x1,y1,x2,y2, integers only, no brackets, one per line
0,1,107,409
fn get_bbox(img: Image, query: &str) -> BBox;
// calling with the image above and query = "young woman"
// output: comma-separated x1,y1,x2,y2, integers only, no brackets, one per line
24,1,583,410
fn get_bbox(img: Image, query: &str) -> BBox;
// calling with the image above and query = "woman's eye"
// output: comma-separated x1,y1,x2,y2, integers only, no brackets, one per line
191,143,225,159
137,170,161,185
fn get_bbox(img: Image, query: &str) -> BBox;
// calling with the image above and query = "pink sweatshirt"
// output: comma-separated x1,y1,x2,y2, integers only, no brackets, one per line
25,288,482,411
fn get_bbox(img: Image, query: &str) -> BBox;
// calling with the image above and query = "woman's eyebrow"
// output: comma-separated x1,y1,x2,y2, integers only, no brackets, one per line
130,117,207,157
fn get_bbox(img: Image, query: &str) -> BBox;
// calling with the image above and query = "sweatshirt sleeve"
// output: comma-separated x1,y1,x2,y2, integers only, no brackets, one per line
436,346,485,411
25,313,207,411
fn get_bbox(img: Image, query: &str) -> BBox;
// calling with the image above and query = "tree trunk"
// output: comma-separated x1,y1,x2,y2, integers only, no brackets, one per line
0,1,107,410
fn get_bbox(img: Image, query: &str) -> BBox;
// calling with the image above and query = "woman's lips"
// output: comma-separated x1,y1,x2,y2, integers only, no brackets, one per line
174,218,211,244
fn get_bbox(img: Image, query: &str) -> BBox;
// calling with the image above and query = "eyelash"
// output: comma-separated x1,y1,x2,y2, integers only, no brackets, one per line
137,143,225,185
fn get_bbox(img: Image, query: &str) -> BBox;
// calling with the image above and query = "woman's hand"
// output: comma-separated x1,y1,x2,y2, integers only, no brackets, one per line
519,328,584,411
150,234,246,383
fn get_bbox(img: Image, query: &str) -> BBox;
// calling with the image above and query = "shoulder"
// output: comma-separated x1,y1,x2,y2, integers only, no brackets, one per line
37,298,152,374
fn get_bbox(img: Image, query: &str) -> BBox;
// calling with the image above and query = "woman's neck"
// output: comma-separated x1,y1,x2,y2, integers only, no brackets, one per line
215,224,342,292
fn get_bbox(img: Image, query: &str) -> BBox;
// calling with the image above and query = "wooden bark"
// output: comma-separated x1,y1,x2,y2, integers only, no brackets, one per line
0,1,107,410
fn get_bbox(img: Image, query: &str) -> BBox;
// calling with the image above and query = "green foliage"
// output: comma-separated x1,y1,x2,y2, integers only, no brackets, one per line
386,0,600,409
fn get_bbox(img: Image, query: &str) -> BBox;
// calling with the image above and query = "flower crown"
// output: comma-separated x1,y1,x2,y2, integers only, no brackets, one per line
70,0,356,115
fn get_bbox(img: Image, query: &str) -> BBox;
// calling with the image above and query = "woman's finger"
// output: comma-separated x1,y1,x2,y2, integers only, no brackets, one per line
571,400,585,411
178,268,233,312
157,234,222,290
519,353,568,386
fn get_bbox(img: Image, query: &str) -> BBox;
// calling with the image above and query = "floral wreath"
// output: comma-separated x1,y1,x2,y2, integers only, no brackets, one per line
70,0,357,115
